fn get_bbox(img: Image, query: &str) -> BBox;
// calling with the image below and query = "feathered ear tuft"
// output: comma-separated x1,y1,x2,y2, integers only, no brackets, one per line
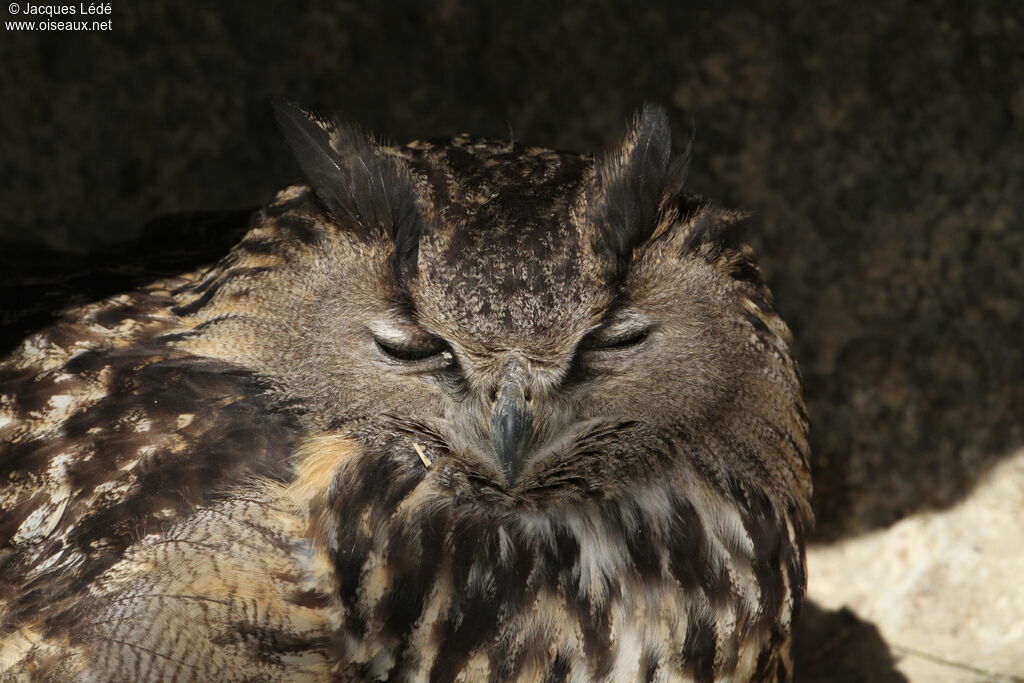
588,103,676,260
272,101,423,278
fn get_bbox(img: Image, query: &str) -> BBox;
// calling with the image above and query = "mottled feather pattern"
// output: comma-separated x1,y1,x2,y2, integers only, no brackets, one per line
292,429,802,682
1,108,810,681
0,278,306,677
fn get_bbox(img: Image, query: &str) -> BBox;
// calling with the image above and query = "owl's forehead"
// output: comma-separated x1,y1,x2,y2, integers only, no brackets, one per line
395,135,593,215
396,137,610,348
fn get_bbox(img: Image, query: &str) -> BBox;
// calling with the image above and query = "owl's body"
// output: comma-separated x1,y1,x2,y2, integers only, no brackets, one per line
0,108,810,681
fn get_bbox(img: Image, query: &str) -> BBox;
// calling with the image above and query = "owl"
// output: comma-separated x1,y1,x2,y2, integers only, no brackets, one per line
0,103,811,682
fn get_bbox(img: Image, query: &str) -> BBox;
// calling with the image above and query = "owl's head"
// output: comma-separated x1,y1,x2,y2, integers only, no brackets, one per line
201,104,808,516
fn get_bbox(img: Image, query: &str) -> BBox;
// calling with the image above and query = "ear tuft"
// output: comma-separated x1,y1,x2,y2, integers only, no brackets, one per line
272,101,423,277
589,103,674,260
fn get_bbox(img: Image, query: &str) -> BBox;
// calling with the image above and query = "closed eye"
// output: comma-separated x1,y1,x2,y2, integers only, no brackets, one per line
375,336,449,362
586,327,651,351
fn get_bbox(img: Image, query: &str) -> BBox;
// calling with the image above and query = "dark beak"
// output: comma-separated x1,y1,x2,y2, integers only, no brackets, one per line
491,378,532,484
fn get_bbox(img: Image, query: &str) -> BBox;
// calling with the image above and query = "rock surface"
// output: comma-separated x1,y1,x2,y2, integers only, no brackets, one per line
808,451,1024,681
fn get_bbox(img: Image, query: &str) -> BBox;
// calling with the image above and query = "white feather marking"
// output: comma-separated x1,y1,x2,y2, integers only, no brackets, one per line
45,394,75,416
566,510,626,605
12,482,71,543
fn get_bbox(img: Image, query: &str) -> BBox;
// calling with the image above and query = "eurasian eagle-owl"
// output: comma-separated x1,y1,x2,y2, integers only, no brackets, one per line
0,104,811,682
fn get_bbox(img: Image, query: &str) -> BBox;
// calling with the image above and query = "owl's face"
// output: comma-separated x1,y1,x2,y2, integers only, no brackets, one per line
252,104,808,513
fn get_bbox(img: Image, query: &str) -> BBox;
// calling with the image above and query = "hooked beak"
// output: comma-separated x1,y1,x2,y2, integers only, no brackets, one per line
491,374,532,485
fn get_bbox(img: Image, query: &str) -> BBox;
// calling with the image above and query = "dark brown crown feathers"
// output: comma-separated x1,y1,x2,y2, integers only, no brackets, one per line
277,102,724,284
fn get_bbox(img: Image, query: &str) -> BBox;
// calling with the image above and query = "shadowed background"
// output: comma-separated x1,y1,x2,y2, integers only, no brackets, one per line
1,2,1021,679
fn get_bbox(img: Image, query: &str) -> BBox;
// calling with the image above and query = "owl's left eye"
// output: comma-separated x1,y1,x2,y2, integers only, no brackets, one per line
591,328,650,350
583,326,652,352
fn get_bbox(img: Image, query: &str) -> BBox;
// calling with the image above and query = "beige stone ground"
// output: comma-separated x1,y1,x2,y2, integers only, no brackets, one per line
807,450,1024,682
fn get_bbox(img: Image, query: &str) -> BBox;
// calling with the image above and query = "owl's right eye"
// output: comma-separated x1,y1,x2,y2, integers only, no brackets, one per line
374,336,452,364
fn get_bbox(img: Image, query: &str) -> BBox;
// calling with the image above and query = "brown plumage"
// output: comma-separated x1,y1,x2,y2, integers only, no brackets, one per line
0,104,811,681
